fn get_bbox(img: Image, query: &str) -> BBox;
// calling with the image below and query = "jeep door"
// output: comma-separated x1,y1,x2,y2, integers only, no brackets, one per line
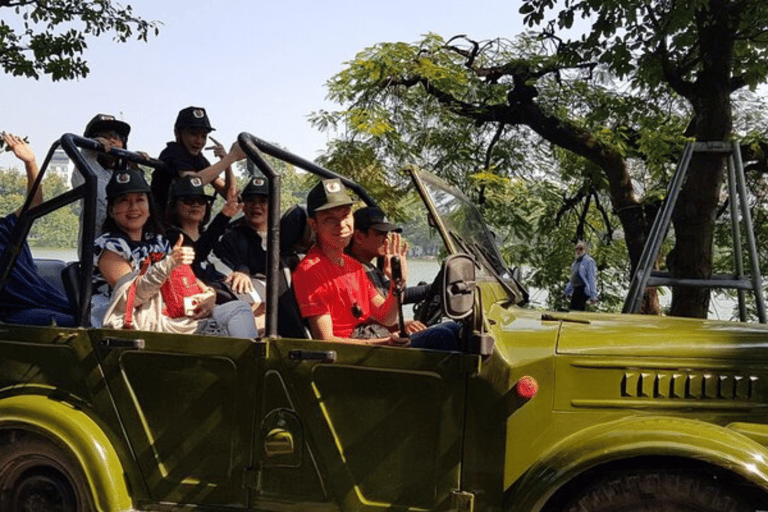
92,328,264,508
251,337,474,511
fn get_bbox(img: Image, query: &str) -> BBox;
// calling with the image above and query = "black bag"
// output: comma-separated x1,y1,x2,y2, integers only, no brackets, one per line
351,322,392,339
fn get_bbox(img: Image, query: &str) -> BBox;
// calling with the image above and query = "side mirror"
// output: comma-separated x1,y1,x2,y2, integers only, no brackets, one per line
442,253,476,320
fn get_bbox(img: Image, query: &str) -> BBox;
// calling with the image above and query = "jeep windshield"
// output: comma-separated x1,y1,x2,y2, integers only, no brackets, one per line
406,167,525,304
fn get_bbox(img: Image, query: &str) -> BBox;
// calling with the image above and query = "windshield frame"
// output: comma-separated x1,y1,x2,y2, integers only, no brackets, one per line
404,165,522,304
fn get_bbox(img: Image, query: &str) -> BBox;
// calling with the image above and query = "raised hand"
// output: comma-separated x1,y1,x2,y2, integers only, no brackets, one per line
170,234,195,268
383,232,409,285
206,136,227,160
2,133,35,165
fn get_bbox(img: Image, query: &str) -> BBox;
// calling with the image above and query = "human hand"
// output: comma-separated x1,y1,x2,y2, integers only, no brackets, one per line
404,320,427,334
228,141,246,161
206,136,227,160
385,332,410,347
191,289,216,319
93,136,118,154
170,234,195,268
2,133,35,165
225,271,254,294
222,183,242,217
383,232,409,284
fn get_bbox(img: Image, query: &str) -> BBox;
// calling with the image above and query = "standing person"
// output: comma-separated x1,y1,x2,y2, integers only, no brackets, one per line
0,133,74,326
152,106,245,212
72,114,136,238
346,206,429,335
92,168,256,338
564,240,599,311
164,174,242,302
292,179,459,350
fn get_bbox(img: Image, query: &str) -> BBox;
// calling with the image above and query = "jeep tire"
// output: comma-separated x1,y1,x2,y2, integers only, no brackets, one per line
563,470,753,512
0,431,94,512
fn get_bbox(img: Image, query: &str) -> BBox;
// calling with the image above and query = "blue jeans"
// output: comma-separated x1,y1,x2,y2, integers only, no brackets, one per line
213,300,257,338
410,321,461,351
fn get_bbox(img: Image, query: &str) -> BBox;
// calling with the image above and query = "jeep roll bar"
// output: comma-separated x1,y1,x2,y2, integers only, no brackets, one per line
237,132,378,339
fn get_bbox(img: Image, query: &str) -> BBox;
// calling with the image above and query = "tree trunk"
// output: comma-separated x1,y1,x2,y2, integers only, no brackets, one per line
666,3,735,318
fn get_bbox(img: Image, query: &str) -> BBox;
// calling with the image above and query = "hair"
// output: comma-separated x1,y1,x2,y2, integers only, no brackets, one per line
575,240,589,252
165,195,212,230
101,192,165,240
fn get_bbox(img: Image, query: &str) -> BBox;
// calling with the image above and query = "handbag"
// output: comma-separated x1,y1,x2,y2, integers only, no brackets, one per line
123,256,203,327
161,264,204,318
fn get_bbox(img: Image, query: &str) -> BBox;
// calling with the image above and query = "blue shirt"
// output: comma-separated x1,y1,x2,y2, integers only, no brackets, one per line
565,254,598,300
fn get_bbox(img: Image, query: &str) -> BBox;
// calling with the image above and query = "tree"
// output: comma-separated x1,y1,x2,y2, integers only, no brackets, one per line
521,0,768,318
312,33,688,314
314,0,768,318
0,0,159,81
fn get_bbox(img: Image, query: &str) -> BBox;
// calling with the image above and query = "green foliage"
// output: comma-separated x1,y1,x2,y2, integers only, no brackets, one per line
0,0,160,81
0,167,79,248
519,0,768,93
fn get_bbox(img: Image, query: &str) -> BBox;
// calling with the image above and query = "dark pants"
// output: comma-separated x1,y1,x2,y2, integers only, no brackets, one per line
569,286,588,311
410,321,462,351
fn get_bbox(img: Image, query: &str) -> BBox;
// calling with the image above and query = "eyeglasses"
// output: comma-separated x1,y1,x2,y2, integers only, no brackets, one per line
180,196,209,206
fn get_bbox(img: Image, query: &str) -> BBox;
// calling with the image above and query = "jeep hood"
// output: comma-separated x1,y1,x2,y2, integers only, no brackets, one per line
491,306,768,360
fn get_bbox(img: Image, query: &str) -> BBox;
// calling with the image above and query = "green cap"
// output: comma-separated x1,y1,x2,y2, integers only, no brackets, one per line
307,178,354,216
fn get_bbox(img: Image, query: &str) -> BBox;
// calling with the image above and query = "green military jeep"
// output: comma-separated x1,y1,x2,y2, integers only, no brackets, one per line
0,132,767,512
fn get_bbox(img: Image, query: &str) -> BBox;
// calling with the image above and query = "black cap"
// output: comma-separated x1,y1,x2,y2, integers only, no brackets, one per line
353,206,402,233
169,176,214,201
84,114,130,141
241,176,269,198
307,179,355,216
174,106,215,132
106,169,151,199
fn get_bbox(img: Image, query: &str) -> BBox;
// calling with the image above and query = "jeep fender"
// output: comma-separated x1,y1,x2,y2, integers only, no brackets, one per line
507,415,768,512
0,395,133,512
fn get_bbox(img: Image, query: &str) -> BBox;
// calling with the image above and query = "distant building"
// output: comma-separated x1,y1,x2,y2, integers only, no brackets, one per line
48,149,73,184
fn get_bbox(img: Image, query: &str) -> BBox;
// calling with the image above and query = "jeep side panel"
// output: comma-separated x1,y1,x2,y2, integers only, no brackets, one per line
91,327,264,508
251,338,477,511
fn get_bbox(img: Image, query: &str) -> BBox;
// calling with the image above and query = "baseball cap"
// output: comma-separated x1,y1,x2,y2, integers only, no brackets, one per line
84,114,130,141
306,178,355,216
106,169,151,199
168,176,214,201
174,106,215,132
353,206,402,233
241,176,269,198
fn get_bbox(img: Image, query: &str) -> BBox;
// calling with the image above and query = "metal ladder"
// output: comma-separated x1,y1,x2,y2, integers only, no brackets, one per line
623,141,766,322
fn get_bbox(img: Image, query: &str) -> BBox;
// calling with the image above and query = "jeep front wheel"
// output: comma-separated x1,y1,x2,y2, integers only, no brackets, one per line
563,470,753,512
0,432,94,512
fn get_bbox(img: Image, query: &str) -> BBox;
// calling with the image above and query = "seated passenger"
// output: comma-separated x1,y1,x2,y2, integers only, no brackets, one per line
92,169,256,338
346,206,430,335
151,106,245,212
292,179,460,350
164,173,241,302
0,133,75,326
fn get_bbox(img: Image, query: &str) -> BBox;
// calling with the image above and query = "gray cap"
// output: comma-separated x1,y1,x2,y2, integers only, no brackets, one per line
307,179,355,216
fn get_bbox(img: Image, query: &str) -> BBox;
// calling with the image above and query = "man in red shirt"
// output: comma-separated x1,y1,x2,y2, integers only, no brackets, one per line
293,179,459,349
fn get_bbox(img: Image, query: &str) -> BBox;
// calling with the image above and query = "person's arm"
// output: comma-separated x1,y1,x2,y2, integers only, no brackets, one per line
581,257,599,301
179,142,245,188
306,313,408,346
3,133,42,215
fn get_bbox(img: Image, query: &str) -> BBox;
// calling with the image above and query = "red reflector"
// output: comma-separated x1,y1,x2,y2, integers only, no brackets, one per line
515,376,538,399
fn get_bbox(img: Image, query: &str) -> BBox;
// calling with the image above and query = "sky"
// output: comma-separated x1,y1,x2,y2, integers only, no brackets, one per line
1,0,526,170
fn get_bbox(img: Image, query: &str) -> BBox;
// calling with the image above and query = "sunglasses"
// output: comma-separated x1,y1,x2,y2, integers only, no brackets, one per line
180,196,210,206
